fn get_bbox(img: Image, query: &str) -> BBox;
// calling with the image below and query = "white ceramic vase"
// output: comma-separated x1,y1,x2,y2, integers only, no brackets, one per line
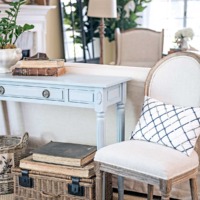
0,48,22,73
180,37,190,50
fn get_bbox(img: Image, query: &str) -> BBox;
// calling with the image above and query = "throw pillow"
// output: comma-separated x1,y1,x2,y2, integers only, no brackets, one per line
130,96,200,156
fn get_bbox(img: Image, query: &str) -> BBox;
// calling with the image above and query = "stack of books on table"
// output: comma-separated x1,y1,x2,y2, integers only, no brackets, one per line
12,59,66,77
19,141,97,178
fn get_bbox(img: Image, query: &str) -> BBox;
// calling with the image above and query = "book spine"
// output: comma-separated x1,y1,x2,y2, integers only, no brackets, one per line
12,67,65,76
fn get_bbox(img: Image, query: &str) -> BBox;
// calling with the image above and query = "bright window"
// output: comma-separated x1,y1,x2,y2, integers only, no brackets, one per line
141,0,200,54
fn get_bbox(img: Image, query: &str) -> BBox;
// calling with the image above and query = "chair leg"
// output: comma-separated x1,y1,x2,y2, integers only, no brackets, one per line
95,162,103,200
190,177,198,200
147,184,154,200
160,180,172,200
104,172,113,200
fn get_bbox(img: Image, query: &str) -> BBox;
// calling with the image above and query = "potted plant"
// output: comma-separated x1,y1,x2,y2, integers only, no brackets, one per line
174,27,194,50
0,0,34,73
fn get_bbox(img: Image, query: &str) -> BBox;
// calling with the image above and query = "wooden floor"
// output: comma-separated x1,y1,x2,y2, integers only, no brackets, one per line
0,192,178,200
0,194,150,200
113,192,146,200
113,190,179,200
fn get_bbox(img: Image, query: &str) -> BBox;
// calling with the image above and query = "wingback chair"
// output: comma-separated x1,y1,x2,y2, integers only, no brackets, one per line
115,28,164,68
95,52,200,200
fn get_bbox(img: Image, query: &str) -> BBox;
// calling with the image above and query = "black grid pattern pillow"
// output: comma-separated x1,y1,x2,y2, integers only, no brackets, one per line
131,96,200,156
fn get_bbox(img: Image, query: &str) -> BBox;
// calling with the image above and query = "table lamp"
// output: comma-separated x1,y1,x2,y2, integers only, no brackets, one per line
87,0,117,64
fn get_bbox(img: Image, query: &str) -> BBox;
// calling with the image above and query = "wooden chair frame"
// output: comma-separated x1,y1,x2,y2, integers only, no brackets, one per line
95,52,200,200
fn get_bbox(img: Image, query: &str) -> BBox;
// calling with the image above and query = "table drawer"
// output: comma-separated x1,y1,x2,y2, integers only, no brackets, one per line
68,89,94,104
0,85,64,101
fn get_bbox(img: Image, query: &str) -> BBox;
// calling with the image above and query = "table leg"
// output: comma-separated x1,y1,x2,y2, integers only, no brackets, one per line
116,102,125,142
0,101,10,135
96,111,105,150
96,111,107,200
118,176,124,200
117,102,125,200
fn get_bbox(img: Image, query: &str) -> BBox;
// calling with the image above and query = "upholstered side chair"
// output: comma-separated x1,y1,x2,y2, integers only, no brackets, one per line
115,28,164,68
95,52,200,200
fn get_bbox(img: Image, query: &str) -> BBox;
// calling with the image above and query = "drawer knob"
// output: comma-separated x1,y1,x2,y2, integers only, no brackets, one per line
0,86,5,95
42,89,50,98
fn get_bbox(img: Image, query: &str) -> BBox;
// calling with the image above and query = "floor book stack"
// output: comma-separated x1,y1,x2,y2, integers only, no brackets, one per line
12,141,97,200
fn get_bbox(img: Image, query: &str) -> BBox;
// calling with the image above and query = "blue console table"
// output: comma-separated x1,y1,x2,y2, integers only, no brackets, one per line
0,73,130,149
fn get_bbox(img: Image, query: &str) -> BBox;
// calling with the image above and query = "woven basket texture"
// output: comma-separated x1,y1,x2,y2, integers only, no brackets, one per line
0,133,29,195
13,168,95,200
0,194,14,200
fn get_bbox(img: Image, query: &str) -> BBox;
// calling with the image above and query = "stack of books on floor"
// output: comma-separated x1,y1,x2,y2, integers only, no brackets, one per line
12,142,97,200
12,59,66,76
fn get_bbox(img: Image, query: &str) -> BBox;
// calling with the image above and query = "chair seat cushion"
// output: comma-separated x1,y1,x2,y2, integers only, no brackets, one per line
94,140,199,179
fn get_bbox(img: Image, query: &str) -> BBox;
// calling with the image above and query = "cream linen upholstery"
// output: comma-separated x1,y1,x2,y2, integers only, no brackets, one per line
115,28,164,68
147,54,200,107
94,52,200,200
95,140,199,179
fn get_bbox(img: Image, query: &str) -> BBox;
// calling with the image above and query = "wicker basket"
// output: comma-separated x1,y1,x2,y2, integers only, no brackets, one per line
0,132,29,195
13,168,95,200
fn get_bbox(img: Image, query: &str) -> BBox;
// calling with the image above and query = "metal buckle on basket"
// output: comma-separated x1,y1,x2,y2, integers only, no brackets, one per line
19,170,33,188
68,177,84,196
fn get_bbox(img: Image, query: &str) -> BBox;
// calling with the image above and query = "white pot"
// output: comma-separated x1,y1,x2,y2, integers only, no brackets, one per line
180,37,190,50
0,48,22,73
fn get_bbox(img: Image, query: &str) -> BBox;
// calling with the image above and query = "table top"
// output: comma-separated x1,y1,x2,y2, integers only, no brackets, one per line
0,73,131,88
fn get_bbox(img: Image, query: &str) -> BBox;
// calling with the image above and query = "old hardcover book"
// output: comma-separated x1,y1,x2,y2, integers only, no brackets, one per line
19,59,65,68
32,142,97,167
12,66,66,76
20,155,95,178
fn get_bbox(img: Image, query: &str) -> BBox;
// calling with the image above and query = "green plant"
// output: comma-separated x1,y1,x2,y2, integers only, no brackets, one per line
105,0,152,42
0,0,34,49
